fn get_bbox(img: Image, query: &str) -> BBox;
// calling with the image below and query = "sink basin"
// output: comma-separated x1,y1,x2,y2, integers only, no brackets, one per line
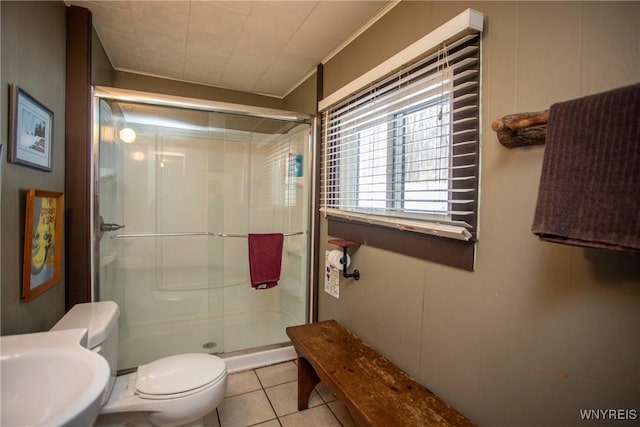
1,328,110,427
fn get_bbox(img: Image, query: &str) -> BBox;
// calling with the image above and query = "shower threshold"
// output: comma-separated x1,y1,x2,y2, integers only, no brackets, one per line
220,342,297,374
115,342,297,377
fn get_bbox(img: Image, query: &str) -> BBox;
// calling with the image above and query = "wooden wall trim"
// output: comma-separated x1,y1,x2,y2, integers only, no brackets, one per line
328,217,475,271
311,63,323,322
65,6,93,309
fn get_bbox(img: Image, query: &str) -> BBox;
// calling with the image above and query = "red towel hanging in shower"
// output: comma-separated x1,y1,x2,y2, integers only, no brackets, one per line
248,233,284,289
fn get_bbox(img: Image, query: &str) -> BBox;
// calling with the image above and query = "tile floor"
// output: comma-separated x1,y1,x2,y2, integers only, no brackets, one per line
203,360,356,427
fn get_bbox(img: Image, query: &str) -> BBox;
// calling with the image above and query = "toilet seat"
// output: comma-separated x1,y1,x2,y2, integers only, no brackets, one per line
100,363,229,426
136,353,226,400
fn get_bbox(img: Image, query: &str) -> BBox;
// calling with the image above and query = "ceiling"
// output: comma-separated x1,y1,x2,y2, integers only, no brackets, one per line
68,1,394,98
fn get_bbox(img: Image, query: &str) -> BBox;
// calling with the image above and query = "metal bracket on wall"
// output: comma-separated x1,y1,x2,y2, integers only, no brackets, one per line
328,239,361,280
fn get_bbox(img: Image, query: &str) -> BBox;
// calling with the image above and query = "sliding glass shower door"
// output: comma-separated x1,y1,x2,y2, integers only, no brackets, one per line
95,93,311,370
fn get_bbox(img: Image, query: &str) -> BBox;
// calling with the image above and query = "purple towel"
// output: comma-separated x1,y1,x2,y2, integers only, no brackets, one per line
248,233,284,289
532,83,640,253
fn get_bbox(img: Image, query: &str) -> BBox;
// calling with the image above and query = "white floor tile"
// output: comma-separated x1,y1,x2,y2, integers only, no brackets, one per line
201,410,220,427
255,361,297,387
279,405,343,427
328,401,357,427
218,389,276,427
253,420,281,427
205,362,345,427
226,370,262,397
264,380,323,417
315,382,336,403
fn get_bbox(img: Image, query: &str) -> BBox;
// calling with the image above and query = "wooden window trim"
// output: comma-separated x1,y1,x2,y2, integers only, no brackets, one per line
327,216,475,271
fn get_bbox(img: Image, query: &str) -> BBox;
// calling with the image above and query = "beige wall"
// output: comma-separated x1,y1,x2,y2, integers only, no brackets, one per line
92,27,115,87
1,1,67,334
316,2,640,426
113,71,285,110
284,71,317,115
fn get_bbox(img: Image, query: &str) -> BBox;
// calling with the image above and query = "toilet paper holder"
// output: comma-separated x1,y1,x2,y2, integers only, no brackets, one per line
328,239,360,280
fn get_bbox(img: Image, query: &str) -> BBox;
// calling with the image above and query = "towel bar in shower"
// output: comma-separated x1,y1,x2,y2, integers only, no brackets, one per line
218,232,304,238
111,231,304,239
111,232,217,238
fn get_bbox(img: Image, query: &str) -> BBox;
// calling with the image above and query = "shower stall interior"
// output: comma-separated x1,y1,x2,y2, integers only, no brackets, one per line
93,88,313,370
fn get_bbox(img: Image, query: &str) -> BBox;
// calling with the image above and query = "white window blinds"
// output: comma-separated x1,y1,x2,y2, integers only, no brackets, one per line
320,32,481,241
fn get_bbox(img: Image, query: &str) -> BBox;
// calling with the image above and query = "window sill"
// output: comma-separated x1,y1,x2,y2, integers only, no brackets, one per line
327,216,475,271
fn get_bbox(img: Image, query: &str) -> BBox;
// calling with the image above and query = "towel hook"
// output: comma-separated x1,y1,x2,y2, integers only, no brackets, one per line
328,239,361,280
492,110,549,148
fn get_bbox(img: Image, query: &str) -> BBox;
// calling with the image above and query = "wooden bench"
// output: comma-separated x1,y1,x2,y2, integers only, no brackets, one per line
286,320,475,427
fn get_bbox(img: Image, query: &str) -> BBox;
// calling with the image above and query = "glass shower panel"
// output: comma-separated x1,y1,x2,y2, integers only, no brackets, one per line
96,98,310,370
155,131,226,358
215,116,310,353
98,101,226,369
276,124,310,326
97,100,124,305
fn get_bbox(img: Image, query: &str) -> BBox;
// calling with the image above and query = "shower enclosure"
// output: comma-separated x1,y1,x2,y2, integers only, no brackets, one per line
93,87,313,370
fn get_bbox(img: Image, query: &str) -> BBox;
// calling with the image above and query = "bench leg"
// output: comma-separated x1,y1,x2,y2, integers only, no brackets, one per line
296,356,320,410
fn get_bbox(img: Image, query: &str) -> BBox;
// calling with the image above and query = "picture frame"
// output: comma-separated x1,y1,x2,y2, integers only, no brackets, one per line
22,189,64,302
8,84,54,172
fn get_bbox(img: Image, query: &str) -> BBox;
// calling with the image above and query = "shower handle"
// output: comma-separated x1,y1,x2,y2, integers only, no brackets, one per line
99,216,125,240
101,223,125,231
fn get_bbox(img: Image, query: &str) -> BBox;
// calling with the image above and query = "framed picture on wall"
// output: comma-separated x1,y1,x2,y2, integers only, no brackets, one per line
22,189,64,302
8,84,54,172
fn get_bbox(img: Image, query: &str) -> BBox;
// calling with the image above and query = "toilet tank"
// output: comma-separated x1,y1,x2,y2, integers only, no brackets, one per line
51,301,120,387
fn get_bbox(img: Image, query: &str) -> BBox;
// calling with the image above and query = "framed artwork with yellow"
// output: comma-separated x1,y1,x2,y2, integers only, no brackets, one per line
22,189,64,301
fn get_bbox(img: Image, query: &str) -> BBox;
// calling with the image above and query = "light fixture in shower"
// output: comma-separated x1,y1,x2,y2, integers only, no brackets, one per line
131,151,145,162
119,127,137,143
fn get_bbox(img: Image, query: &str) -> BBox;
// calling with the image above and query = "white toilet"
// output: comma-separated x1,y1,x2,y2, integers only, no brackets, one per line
51,301,228,427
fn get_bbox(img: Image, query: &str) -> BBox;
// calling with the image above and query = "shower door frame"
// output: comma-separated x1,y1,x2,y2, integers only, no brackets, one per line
90,85,317,333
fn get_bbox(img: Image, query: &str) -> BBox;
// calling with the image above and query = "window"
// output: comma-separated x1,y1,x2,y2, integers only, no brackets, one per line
318,7,483,270
321,33,481,247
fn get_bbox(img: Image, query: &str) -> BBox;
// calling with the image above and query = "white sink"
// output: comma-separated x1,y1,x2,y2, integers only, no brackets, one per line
1,328,110,427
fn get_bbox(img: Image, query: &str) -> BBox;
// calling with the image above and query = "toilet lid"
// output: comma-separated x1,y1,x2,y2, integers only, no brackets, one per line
136,353,226,398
